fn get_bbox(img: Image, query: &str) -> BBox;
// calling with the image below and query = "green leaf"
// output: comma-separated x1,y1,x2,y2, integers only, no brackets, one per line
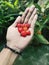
46,3,49,8
4,14,22,19
35,34,49,44
43,16,49,25
14,0,19,7
46,26,49,30
27,1,33,7
36,21,40,26
45,1,49,8
35,4,41,11
4,1,14,9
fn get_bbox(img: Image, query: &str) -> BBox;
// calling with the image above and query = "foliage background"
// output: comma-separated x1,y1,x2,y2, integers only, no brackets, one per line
0,0,49,65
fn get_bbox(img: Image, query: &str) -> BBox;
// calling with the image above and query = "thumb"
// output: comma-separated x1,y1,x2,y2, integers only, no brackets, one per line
12,16,22,27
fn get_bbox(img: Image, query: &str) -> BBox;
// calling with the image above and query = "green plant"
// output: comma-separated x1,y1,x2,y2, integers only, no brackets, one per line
0,0,49,45
0,0,49,65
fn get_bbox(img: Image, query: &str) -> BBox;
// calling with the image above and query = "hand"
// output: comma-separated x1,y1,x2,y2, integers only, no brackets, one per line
6,5,38,51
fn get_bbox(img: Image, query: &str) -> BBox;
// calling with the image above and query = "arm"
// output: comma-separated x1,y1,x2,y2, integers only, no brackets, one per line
0,5,38,65
0,48,12,65
7,52,17,65
7,5,38,65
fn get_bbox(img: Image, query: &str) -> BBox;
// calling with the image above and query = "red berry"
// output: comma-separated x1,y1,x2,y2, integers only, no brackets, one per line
26,30,31,35
16,23,22,27
21,24,25,27
21,31,27,37
23,27,28,31
18,27,23,33
25,24,30,28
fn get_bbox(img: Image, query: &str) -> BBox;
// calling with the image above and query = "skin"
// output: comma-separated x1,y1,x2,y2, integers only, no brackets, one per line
0,5,38,65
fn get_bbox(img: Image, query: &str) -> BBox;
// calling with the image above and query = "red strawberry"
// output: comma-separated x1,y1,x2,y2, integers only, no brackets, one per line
26,30,31,35
18,27,23,33
23,27,28,31
16,23,22,27
25,24,30,28
21,31,27,37
21,24,25,27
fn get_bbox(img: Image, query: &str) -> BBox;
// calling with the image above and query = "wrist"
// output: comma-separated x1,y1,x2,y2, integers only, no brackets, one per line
6,42,22,55
7,42,21,52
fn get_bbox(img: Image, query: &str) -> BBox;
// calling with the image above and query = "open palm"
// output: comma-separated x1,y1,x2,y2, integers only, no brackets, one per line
6,5,38,51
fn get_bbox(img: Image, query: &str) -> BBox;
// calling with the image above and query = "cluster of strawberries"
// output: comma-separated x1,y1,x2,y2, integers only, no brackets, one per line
16,23,31,37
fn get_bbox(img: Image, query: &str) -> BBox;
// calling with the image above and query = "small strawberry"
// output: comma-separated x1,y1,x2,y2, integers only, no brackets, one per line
16,23,22,27
25,24,30,28
26,30,31,35
18,27,23,33
23,26,28,31
21,31,27,37
21,24,25,27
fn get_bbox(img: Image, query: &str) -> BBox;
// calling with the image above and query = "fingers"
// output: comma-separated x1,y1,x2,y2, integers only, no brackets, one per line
28,8,37,24
11,5,37,28
31,14,38,28
11,16,21,27
21,7,29,23
24,5,35,23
